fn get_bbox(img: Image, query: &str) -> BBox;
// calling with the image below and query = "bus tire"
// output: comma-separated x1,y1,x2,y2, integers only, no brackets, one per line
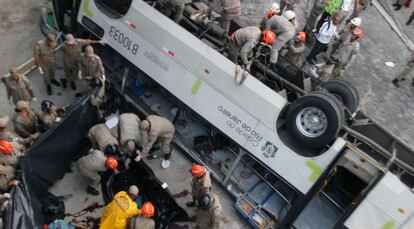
321,79,359,114
286,91,345,149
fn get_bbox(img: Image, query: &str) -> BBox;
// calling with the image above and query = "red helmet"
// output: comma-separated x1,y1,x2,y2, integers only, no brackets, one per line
105,157,118,170
262,30,276,44
0,140,13,155
190,165,205,178
352,28,364,38
141,202,155,217
296,32,307,42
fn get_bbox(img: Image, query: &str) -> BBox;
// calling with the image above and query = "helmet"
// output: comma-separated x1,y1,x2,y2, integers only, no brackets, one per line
198,193,215,210
350,17,362,27
41,100,55,113
296,32,307,42
190,165,206,178
283,10,296,21
141,202,155,217
104,143,121,156
105,156,118,170
352,28,364,38
267,3,280,18
0,140,13,155
262,30,276,44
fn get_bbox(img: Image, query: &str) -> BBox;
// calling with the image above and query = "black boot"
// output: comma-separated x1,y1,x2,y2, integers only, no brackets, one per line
47,84,52,95
51,79,61,87
86,186,100,196
407,13,414,25
71,81,77,90
392,78,400,87
60,79,67,89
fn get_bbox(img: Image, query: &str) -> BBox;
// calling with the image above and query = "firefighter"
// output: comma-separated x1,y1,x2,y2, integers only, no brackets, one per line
62,33,100,90
160,0,185,23
3,67,36,105
331,17,361,53
304,0,327,36
12,101,41,138
139,115,175,169
195,193,222,229
77,149,118,195
392,52,414,87
282,31,307,65
0,115,38,146
187,165,212,207
209,0,241,33
100,190,139,229
259,3,281,30
88,123,121,156
228,27,276,67
0,163,19,193
280,0,298,12
331,28,363,77
34,33,61,95
0,140,23,167
77,45,105,97
39,100,64,130
265,10,296,64
127,202,156,229
89,75,106,107
119,113,143,158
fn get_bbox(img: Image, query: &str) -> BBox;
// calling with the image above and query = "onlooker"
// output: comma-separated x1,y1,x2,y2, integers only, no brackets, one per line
3,68,36,105
306,12,342,65
315,0,343,32
392,52,414,87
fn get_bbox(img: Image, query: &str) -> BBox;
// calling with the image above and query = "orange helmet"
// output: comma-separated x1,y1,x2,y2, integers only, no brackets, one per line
296,32,307,42
105,157,118,170
262,30,276,44
141,202,155,217
266,9,277,19
0,140,13,155
352,28,364,38
190,165,205,178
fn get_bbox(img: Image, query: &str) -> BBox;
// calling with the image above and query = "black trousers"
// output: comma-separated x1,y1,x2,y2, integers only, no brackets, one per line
316,11,330,32
306,39,329,64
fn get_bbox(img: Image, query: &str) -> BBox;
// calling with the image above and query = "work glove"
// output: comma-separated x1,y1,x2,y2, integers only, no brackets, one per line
134,150,142,162
38,67,44,75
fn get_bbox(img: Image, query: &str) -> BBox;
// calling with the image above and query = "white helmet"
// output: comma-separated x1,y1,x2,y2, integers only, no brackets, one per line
283,10,296,21
350,17,362,27
270,3,280,13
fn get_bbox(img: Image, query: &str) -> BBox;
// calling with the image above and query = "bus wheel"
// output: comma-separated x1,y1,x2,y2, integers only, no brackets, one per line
321,79,359,114
287,91,344,149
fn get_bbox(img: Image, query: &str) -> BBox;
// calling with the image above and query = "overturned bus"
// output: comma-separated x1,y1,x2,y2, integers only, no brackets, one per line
7,0,414,228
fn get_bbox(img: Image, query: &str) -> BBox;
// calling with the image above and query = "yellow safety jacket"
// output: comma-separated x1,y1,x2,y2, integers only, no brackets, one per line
100,191,139,229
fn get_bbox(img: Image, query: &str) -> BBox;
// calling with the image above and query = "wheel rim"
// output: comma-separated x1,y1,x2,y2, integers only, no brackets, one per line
295,107,328,138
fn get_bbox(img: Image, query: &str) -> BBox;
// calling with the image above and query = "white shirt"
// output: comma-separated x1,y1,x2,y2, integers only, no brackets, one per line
317,20,338,44
341,0,354,11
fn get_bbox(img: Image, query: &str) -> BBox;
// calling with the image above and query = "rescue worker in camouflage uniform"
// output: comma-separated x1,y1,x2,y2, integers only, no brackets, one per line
12,101,41,138
62,34,100,90
265,11,296,64
259,3,280,30
187,165,212,207
127,202,156,229
280,0,298,12
88,123,121,156
89,75,106,107
281,31,307,65
228,27,276,67
34,33,61,95
77,149,118,195
331,17,361,53
0,140,24,168
331,28,362,77
160,0,185,23
0,164,19,193
0,115,38,147
195,193,222,229
209,0,241,33
39,100,64,130
76,45,105,97
3,68,36,105
304,0,327,35
392,52,414,87
315,0,343,32
119,113,143,158
350,0,372,18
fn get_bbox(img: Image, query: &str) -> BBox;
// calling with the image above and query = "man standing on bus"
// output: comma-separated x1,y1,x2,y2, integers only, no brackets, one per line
62,34,100,91
139,115,175,169
34,33,61,95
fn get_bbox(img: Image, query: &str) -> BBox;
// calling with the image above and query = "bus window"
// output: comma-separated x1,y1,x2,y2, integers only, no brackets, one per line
95,0,132,18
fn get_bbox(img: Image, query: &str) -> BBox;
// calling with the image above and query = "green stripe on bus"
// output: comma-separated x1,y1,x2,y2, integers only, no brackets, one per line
306,160,323,182
82,0,94,18
191,79,202,95
382,220,396,229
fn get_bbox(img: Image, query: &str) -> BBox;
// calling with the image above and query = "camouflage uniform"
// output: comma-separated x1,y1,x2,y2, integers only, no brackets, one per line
119,113,142,155
77,149,107,188
34,39,56,85
0,164,15,192
2,75,33,104
163,0,185,23
195,194,222,229
12,109,41,138
265,15,296,64
79,53,104,80
40,110,58,129
280,0,298,11
143,115,175,155
283,40,305,65
63,39,93,81
191,170,212,202
127,215,155,229
88,123,119,152
211,0,241,32
228,27,261,65
332,39,359,77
